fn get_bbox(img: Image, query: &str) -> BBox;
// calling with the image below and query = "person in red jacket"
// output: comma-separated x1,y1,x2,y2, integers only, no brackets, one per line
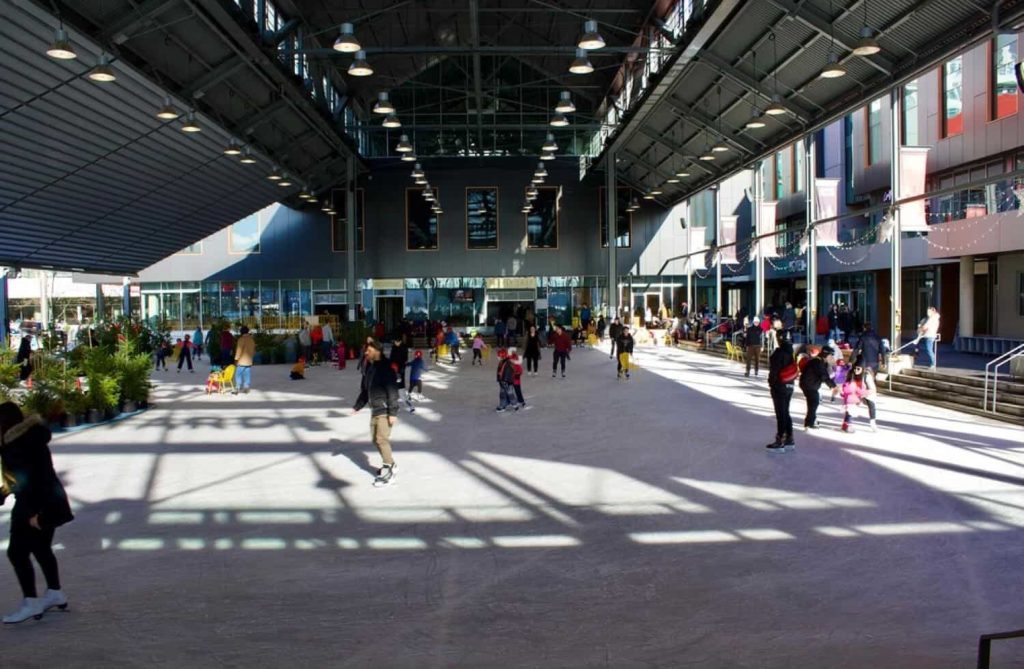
510,352,526,406
551,325,572,378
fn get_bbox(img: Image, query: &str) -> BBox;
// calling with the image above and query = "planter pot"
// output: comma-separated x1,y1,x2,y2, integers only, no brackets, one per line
122,400,138,413
86,409,104,424
106,406,122,420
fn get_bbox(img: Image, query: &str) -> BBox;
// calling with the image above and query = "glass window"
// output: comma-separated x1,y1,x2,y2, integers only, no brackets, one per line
794,140,805,192
994,34,1019,119
220,282,240,321
202,282,221,323
943,56,963,137
406,188,439,250
331,188,365,251
599,187,632,248
775,151,785,200
281,281,302,316
182,292,200,330
230,213,260,254
527,187,559,249
903,80,919,145
867,98,883,165
161,293,181,328
240,281,260,320
466,187,499,249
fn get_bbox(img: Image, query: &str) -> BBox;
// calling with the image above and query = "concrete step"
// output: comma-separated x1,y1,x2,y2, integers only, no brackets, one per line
882,380,1024,422
884,374,1024,408
901,368,1024,394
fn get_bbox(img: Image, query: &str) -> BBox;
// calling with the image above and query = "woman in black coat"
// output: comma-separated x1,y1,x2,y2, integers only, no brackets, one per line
799,347,837,430
0,402,74,624
523,326,542,377
15,335,32,381
766,322,796,452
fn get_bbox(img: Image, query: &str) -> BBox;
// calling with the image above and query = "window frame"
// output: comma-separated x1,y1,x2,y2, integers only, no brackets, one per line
465,186,500,250
228,213,261,255
866,98,883,166
774,151,786,200
405,187,440,251
525,186,560,250
793,140,805,194
902,79,920,146
991,33,1019,121
941,56,964,138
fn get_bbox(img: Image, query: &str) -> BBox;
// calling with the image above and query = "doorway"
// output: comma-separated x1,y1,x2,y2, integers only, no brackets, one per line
375,296,403,336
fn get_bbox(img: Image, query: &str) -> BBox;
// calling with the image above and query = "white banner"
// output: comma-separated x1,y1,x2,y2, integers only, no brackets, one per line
899,147,930,232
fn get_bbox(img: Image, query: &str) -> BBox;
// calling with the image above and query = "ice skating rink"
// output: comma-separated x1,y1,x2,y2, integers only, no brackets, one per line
2,344,1023,668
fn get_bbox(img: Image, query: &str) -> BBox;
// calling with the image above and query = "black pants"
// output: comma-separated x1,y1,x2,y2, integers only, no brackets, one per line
177,348,193,371
770,385,794,441
552,351,567,374
514,384,525,404
473,349,482,364
7,519,60,598
802,386,819,427
609,339,618,359
525,356,538,373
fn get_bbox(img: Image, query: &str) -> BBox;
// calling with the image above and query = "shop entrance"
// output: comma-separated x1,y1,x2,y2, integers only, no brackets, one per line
375,296,404,336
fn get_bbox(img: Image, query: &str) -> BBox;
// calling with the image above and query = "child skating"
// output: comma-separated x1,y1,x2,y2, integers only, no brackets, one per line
510,352,526,407
471,332,485,365
408,350,427,406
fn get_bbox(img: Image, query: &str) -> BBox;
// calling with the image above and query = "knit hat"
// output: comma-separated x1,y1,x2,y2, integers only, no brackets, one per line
414,350,423,358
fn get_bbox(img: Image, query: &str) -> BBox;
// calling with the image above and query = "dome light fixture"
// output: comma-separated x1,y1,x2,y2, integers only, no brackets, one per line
46,28,77,60
650,185,663,196
712,141,729,153
239,149,257,164
415,176,428,185
373,91,395,114
550,113,569,128
180,111,201,133
764,94,787,116
411,163,425,179
321,200,332,212
223,141,242,156
666,176,680,184
540,150,556,161
526,186,538,199
278,173,293,187
333,23,361,53
675,169,690,178
267,167,283,181
348,50,373,77
699,148,716,161
423,188,435,202
401,152,417,162
852,26,881,57
554,91,576,114
578,20,605,50
156,96,179,120
642,190,655,200
569,48,594,75
745,109,766,129
88,55,116,82
531,174,545,184
395,134,414,153
534,162,548,178
542,133,558,152
819,52,847,79
382,114,401,128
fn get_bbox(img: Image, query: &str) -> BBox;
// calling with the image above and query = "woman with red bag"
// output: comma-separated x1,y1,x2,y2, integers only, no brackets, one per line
766,320,797,453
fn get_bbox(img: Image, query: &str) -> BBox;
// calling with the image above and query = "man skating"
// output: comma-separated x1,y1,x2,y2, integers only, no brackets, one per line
353,341,400,486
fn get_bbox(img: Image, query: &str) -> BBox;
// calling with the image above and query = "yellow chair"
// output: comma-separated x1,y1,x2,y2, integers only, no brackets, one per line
207,364,236,395
725,340,742,362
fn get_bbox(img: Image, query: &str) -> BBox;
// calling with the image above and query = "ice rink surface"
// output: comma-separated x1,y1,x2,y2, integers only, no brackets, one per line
2,343,1023,668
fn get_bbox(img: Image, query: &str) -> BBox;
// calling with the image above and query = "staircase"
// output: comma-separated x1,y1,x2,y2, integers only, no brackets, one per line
881,368,1024,424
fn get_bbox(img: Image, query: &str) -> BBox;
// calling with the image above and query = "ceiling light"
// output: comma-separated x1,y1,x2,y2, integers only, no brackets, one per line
712,142,729,153
531,175,545,184
578,20,605,50
46,28,76,60
764,94,787,116
745,109,766,129
666,177,680,184
382,114,401,128
554,91,576,114
526,186,538,199
540,151,556,161
267,167,283,181
819,52,847,79
401,152,417,162
415,176,428,185
321,200,332,212
88,55,116,82
650,185,663,195
396,134,413,153
852,26,881,56
180,111,201,133
569,48,593,75
278,174,293,187
542,133,558,152
675,169,690,178
699,149,716,161
411,163,425,179
373,91,395,114
300,189,314,201
333,22,361,53
223,141,241,156
239,149,257,164
156,96,179,120
550,113,569,127
628,197,640,211
534,162,548,178
643,191,655,200
348,51,373,77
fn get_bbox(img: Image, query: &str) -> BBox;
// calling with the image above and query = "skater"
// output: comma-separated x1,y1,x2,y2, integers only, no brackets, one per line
290,357,306,380
154,339,171,371
193,326,204,360
597,315,607,342
444,326,461,364
352,341,400,486
510,352,526,406
321,319,335,363
523,325,542,376
408,350,427,402
16,335,32,382
551,325,572,378
766,320,796,453
298,325,313,364
744,317,763,377
616,325,635,379
471,332,485,366
853,323,884,374
0,402,74,624
495,349,518,412
177,334,194,373
233,326,255,394
219,327,235,367
389,336,414,413
608,318,622,360
799,346,836,430
840,362,877,432
915,306,940,369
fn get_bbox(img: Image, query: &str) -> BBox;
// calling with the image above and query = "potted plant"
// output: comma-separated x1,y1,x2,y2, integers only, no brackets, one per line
114,340,152,412
85,374,119,423
62,388,88,428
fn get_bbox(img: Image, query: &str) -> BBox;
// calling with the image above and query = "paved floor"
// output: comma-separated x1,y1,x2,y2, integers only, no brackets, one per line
2,344,1023,668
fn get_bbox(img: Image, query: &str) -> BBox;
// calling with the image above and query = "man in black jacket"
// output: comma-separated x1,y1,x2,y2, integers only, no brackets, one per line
608,318,623,359
799,346,836,430
744,317,764,377
353,342,400,486
766,321,796,452
616,326,635,379
854,323,884,374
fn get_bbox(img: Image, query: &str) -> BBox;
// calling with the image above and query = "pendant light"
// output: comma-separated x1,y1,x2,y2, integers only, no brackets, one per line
711,87,728,152
46,28,76,60
675,168,691,178
382,114,401,128
569,48,593,75
348,51,373,77
333,23,361,53
223,141,242,156
180,111,201,133
278,173,293,187
540,151,556,161
628,196,640,211
765,34,787,116
643,190,655,200
321,200,332,212
267,167,283,181
239,149,257,164
395,134,413,153
765,94,786,116
578,20,605,50
401,152,417,162
526,186,538,199
88,55,116,82
156,96,179,120
411,163,425,179
550,113,569,127
745,109,766,129
819,1,847,79
542,133,558,152
852,1,881,56
554,91,576,114
373,91,395,114
666,176,680,184
650,185,663,196
531,174,545,184
534,162,548,178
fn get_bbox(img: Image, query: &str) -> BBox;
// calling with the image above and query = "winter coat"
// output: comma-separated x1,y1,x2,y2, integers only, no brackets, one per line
744,325,763,348
234,334,255,367
841,379,871,406
409,358,426,382
353,359,399,418
444,330,459,347
390,343,409,368
497,358,515,384
767,339,795,388
552,333,572,354
616,334,635,356
800,357,836,392
855,331,883,368
524,334,542,360
0,416,74,528
609,322,622,341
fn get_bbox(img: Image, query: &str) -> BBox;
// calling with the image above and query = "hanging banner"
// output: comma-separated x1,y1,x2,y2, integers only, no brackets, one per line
688,227,707,270
717,215,738,264
814,178,840,247
899,147,930,232
760,201,779,258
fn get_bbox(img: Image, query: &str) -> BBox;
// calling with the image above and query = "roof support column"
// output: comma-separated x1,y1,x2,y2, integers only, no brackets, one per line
715,185,723,318
606,150,618,319
889,87,903,354
753,160,766,319
346,154,358,323
804,134,817,344
0,273,8,348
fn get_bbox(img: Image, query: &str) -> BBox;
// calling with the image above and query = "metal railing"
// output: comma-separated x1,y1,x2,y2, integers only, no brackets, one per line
984,342,1024,413
978,628,1024,669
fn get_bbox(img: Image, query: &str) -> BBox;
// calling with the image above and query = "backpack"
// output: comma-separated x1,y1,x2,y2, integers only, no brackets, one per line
498,359,514,383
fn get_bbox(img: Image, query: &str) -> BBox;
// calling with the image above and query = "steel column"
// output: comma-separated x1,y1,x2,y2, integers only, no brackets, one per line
890,88,903,352
715,186,723,317
754,161,766,319
804,135,817,343
606,150,618,318
346,155,357,323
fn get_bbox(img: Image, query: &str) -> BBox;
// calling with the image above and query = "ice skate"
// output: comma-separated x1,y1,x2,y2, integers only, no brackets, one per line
3,598,45,624
373,463,397,487
869,419,877,432
41,589,68,612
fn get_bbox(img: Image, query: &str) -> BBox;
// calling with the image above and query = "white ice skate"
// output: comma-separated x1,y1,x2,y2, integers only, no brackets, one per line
42,589,68,612
3,598,46,624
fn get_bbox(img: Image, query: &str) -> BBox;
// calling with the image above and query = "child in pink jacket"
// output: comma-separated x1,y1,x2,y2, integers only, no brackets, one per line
840,364,875,432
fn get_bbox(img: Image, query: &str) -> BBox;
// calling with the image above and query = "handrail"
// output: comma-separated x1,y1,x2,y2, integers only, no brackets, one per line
985,342,1024,413
978,628,1024,669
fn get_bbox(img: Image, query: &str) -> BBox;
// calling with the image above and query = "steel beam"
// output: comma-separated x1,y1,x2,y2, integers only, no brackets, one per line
696,51,812,123
104,0,179,43
180,55,249,99
636,127,716,176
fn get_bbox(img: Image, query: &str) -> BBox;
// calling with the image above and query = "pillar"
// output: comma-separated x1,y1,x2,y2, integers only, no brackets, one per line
804,134,817,343
890,88,903,351
754,160,765,318
606,151,618,318
346,154,357,323
0,273,8,348
715,186,723,316
959,256,974,338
